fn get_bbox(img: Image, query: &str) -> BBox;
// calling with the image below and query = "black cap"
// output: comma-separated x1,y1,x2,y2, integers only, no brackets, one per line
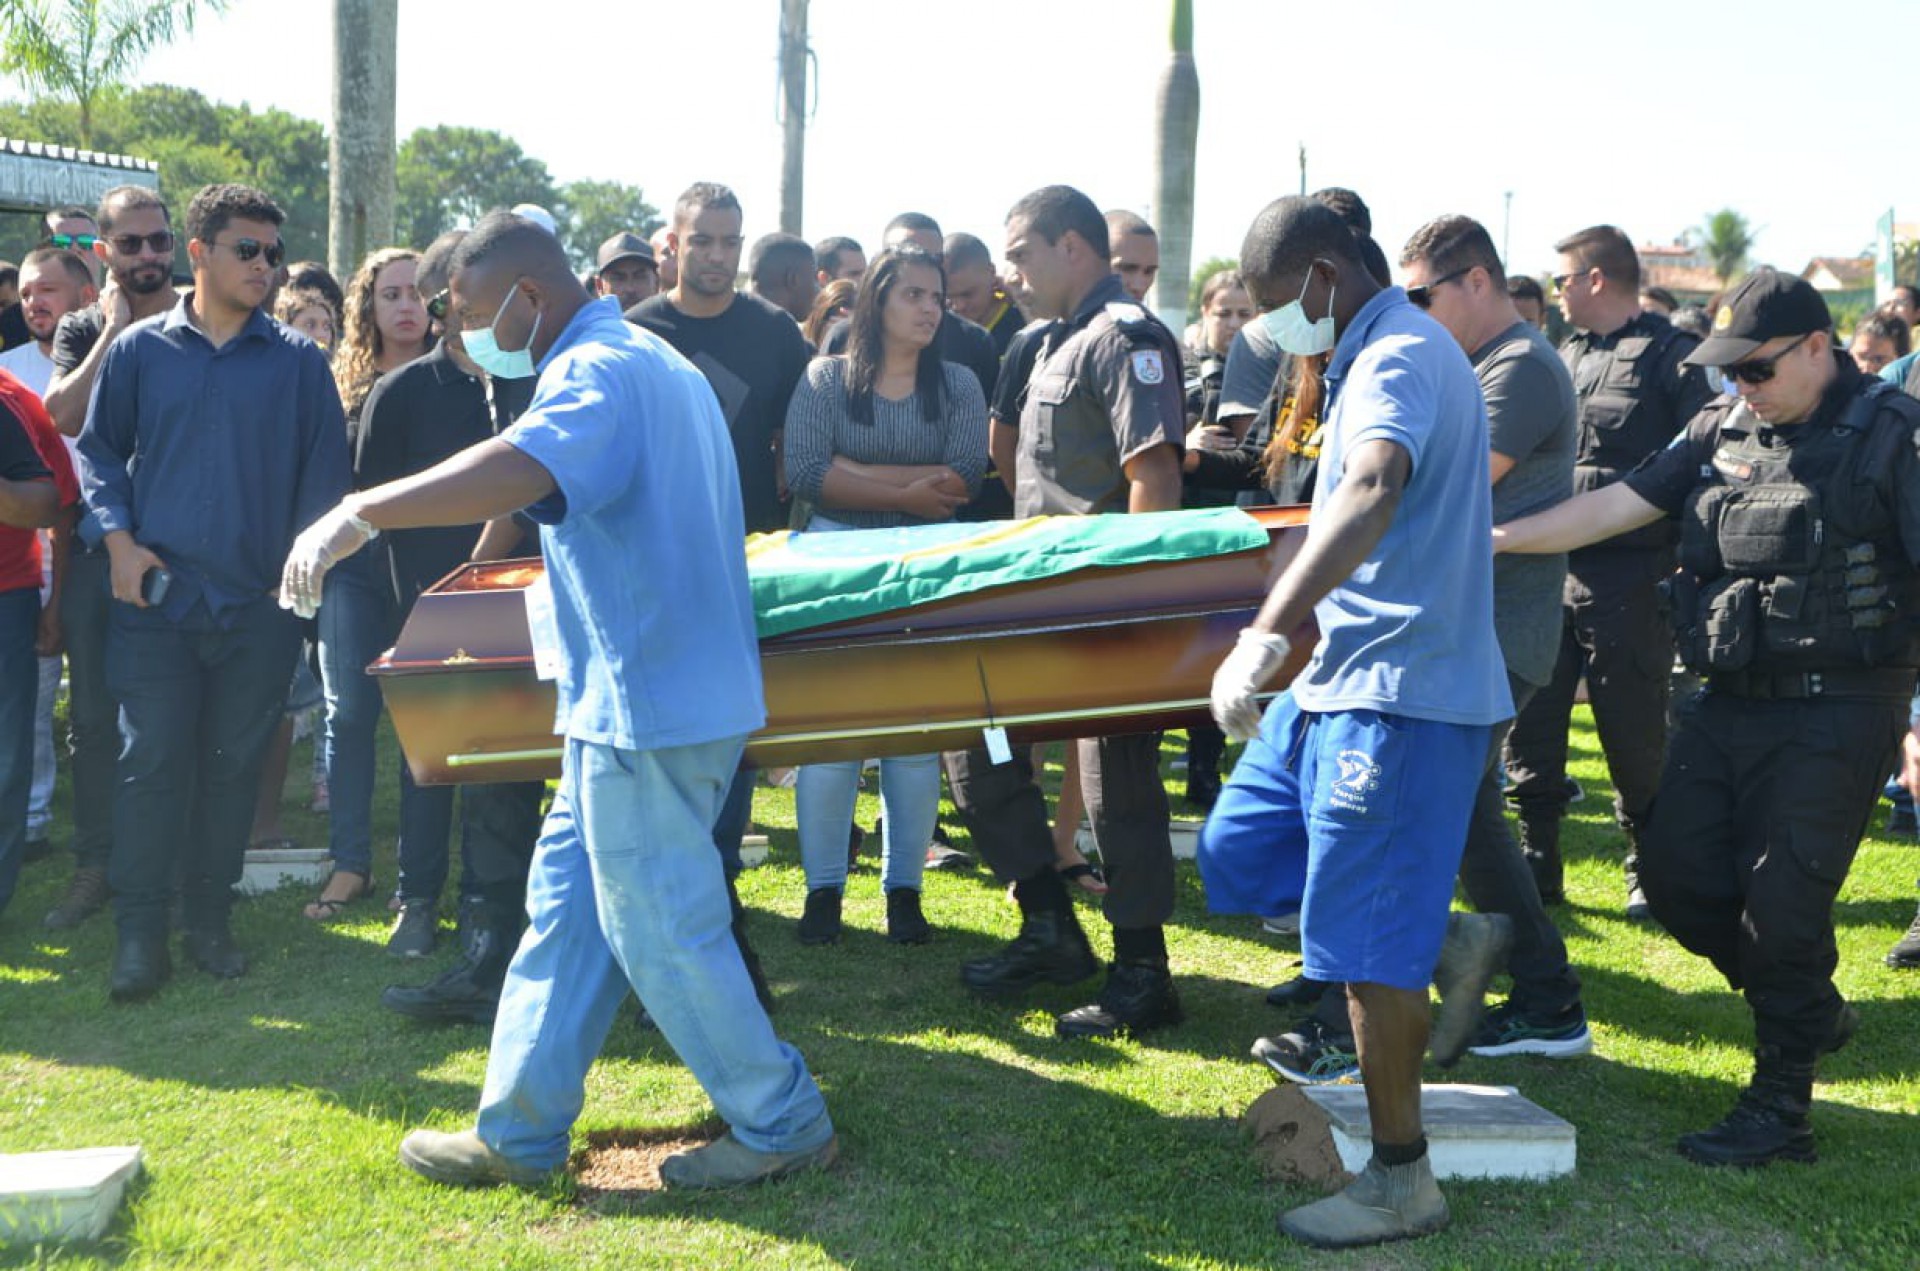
1684,267,1832,367
596,231,655,272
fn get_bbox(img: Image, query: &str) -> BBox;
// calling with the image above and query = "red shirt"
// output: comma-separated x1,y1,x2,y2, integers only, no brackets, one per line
0,368,77,594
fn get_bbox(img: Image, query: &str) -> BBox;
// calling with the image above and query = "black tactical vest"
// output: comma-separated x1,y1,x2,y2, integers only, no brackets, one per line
1565,312,1693,550
1671,381,1920,674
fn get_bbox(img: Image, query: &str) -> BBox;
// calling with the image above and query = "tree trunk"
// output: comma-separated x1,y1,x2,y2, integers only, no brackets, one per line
777,0,809,236
1151,0,1199,332
329,0,397,278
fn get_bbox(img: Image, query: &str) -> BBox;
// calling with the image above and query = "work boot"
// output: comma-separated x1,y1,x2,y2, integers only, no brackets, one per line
382,898,520,1025
797,887,843,945
1279,1154,1449,1249
961,907,1099,997
398,1129,553,1188
1517,814,1563,905
182,922,249,979
658,1131,838,1190
44,865,110,931
1055,959,1183,1039
1430,912,1513,1067
1623,822,1653,921
108,929,172,1002
1886,901,1920,969
1823,1000,1859,1056
885,887,930,945
1677,1045,1817,1167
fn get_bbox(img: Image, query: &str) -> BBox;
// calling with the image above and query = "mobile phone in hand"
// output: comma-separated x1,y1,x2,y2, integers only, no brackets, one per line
140,567,171,606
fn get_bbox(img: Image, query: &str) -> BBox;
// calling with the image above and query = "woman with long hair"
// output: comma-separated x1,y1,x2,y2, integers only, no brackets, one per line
802,278,856,349
782,245,987,945
304,248,431,933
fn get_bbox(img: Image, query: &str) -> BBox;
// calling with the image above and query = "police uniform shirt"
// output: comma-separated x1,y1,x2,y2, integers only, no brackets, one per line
1011,273,1185,517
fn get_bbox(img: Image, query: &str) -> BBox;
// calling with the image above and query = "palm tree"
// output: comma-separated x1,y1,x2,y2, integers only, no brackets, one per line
1151,0,1199,329
1694,209,1756,286
1,0,226,148
329,0,396,278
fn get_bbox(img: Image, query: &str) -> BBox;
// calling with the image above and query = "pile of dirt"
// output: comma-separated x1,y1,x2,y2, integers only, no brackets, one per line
1242,1086,1350,1190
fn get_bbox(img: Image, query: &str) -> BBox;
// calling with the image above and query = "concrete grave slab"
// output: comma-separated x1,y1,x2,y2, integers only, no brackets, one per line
0,1146,143,1245
1301,1083,1575,1181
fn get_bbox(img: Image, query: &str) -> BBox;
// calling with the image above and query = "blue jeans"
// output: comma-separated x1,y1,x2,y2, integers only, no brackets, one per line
0,587,39,916
317,553,394,879
796,755,937,891
105,596,303,934
475,736,831,1169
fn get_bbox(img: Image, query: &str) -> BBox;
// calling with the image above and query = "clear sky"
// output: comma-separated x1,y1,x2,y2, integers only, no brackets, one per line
119,0,1914,296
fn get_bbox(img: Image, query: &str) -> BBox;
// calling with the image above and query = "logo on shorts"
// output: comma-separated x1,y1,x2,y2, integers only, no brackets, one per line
1330,749,1381,813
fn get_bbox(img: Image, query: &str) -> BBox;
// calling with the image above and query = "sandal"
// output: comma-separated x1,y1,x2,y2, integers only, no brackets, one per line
302,869,375,922
1059,861,1109,896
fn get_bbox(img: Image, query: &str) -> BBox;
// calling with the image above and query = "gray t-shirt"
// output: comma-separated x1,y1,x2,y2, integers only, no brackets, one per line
1219,318,1283,421
1474,320,1577,686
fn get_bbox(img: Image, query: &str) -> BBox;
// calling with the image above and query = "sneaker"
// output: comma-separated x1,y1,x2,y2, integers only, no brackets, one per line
1886,903,1920,969
1430,912,1513,1068
1466,1000,1594,1058
1279,1154,1449,1249
659,1131,838,1190
1260,910,1301,937
1251,1017,1360,1084
44,865,110,931
797,886,843,945
924,826,972,871
387,901,438,958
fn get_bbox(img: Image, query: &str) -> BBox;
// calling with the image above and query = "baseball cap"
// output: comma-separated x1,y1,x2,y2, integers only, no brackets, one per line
1684,268,1832,367
596,232,656,272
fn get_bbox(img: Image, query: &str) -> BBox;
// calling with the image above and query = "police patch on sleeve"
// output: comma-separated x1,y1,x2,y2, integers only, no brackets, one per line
1130,349,1165,385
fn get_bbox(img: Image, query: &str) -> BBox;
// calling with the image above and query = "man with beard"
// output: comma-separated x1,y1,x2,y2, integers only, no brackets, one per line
38,186,180,933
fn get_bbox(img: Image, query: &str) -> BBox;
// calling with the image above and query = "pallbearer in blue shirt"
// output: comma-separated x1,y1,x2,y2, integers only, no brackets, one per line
280,212,835,1191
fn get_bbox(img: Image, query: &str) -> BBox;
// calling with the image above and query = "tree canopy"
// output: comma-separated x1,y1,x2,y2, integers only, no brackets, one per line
0,0,224,146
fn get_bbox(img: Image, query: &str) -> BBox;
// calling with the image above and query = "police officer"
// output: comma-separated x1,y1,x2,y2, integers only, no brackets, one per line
1504,225,1715,916
1496,268,1920,1167
951,184,1187,1038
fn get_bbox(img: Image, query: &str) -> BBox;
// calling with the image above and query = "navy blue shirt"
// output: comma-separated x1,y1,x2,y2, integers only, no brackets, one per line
77,297,350,625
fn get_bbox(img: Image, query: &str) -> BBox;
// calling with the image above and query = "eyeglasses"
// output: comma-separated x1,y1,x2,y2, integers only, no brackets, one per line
207,236,285,268
424,290,449,322
1722,332,1813,386
49,232,99,251
107,231,176,255
1406,267,1471,310
1551,269,1591,292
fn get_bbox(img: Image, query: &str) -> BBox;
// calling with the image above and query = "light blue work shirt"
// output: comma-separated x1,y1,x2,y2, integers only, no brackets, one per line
503,296,766,751
1291,287,1512,727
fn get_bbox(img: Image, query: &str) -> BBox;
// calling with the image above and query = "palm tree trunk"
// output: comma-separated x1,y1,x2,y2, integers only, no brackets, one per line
778,0,809,236
329,0,397,277
1151,0,1199,331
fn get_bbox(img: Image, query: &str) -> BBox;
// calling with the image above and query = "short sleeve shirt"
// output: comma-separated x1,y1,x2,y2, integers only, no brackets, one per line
0,372,76,593
1293,288,1512,726
1219,317,1285,421
503,297,765,751
1012,273,1184,517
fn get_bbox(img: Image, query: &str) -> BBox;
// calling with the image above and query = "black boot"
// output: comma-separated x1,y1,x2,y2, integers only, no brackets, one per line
382,897,521,1025
1056,959,1184,1038
1678,1045,1817,1167
1622,820,1652,921
961,906,1099,997
1517,814,1563,905
182,920,249,979
797,887,844,945
109,929,172,1002
885,887,930,945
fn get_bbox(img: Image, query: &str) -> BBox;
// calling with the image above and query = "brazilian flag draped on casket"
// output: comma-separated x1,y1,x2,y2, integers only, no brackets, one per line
745,507,1271,638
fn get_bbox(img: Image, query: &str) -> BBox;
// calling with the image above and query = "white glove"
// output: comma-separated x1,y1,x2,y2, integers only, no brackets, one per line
1210,627,1292,741
280,499,378,620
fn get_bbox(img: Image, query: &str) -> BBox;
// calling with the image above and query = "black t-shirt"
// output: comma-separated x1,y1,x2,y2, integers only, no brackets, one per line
824,309,1001,404
356,344,534,605
627,292,810,534
0,396,51,480
50,304,108,376
0,304,27,354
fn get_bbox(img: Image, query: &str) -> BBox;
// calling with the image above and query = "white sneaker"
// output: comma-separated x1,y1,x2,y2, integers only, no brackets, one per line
1261,911,1301,937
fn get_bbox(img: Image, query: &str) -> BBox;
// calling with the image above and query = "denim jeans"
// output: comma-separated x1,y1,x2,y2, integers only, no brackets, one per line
57,549,116,870
0,586,40,916
105,596,302,935
796,754,937,892
28,651,59,840
475,736,831,1169
317,553,395,879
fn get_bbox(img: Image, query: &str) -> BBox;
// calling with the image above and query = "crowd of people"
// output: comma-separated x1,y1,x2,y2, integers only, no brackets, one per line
3,170,1919,1251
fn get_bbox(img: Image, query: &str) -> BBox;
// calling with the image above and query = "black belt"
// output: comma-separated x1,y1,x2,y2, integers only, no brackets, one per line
1706,668,1917,701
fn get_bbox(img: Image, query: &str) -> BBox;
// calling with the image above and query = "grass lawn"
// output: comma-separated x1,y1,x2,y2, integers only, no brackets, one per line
3,711,1918,1269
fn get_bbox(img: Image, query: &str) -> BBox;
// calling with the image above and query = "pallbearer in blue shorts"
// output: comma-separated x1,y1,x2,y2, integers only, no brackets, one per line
279,211,835,1192
1200,197,1514,1250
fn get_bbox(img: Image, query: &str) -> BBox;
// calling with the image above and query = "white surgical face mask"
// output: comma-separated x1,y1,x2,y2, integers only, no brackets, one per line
462,283,542,380
1261,261,1337,356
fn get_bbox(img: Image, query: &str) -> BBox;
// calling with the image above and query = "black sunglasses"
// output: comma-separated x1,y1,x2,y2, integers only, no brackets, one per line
1407,267,1471,310
49,232,99,251
208,236,285,268
108,231,175,255
1551,269,1589,291
1722,332,1813,386
424,289,449,322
